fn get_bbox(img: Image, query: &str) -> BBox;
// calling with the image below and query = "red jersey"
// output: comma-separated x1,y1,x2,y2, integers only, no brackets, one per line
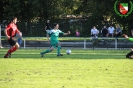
6,22,20,37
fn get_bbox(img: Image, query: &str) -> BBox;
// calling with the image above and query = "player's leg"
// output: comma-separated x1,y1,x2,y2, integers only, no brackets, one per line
40,46,54,57
4,39,19,58
129,55,133,59
126,51,133,58
10,43,19,52
57,42,63,56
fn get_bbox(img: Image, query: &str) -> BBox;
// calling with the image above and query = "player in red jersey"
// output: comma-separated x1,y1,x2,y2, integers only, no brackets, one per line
4,17,22,58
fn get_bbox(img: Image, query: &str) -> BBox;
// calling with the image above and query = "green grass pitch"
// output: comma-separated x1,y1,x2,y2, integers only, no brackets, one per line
0,48,133,88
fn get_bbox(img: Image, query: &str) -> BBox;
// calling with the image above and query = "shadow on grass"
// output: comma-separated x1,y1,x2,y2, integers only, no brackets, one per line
0,48,129,59
0,53,127,59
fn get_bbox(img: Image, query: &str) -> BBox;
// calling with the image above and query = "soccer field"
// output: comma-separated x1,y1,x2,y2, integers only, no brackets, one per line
0,48,133,88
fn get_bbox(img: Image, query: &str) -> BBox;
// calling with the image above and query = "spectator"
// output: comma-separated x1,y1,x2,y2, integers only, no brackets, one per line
16,32,22,48
91,26,99,38
101,26,108,39
76,29,80,37
45,20,51,32
107,25,115,38
115,24,122,40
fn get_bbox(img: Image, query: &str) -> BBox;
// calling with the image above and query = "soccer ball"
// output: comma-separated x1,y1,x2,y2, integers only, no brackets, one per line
66,49,71,55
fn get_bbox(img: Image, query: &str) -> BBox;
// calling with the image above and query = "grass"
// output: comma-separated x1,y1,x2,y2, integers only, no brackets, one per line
0,48,133,88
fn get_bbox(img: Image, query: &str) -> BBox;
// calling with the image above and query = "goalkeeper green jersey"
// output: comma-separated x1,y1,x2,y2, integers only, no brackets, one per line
128,38,133,42
47,29,64,47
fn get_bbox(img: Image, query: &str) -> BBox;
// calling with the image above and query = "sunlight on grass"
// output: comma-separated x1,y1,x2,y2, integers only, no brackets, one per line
0,49,133,88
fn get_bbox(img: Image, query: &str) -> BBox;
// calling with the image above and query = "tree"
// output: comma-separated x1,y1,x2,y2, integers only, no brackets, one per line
1,0,133,36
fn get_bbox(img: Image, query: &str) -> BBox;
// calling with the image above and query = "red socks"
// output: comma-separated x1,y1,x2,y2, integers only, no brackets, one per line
8,47,17,54
4,47,18,58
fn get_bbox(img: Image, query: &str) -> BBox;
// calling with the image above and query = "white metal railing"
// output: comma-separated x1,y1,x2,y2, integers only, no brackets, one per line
0,35,127,49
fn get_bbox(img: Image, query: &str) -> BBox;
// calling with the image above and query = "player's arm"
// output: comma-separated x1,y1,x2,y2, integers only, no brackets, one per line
123,34,133,42
128,38,133,42
63,31,71,35
46,30,50,42
4,30,9,39
16,29,22,37
46,34,50,42
46,30,53,42
4,24,11,39
123,34,129,39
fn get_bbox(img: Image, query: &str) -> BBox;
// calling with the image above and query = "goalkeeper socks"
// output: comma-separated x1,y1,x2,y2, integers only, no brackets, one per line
57,46,61,55
41,49,50,54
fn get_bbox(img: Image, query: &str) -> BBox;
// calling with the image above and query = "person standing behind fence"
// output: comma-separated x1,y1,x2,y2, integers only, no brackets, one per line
91,26,99,38
0,25,3,48
115,24,122,41
16,32,22,48
45,20,51,32
107,25,115,38
4,17,22,58
76,29,80,37
101,26,108,40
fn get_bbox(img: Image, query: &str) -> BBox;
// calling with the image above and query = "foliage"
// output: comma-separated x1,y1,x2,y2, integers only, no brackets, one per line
0,0,133,36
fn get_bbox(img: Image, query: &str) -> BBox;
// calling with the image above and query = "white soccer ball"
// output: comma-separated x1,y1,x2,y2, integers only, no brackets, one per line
66,49,71,55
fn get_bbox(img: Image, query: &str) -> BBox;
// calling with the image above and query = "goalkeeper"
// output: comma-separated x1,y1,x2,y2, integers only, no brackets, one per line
40,23,70,57
123,34,133,59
